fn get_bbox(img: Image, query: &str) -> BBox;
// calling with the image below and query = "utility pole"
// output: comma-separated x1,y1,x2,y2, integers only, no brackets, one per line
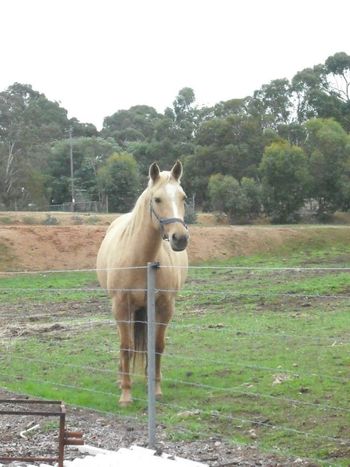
69,127,75,212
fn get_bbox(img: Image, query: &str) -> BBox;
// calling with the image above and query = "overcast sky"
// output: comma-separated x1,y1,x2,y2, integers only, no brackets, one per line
1,0,349,129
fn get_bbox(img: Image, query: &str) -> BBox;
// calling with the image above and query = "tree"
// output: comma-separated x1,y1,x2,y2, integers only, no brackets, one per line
0,83,70,208
97,152,139,212
169,87,198,142
208,174,262,223
213,98,249,118
249,79,293,128
302,118,350,216
102,105,161,147
172,87,195,122
324,52,350,130
48,136,119,206
259,141,310,223
291,62,348,128
240,177,263,221
325,52,350,103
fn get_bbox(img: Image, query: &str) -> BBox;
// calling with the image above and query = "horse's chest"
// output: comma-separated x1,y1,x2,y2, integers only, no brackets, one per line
156,272,182,292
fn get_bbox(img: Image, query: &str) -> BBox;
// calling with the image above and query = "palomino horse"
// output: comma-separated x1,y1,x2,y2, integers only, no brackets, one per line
97,161,189,405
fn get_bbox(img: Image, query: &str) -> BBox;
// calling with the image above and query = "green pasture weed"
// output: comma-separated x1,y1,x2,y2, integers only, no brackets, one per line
22,216,37,225
0,243,16,270
0,216,13,224
85,215,101,224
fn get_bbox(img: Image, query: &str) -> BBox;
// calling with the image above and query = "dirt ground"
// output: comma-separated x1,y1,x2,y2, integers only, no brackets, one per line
0,211,309,272
0,390,313,467
0,212,329,466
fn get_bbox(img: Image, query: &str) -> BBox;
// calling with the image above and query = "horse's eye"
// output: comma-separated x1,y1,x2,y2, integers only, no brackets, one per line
155,197,161,204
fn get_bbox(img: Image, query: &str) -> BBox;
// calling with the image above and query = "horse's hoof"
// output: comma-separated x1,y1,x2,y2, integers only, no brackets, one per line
119,391,133,406
119,399,133,407
155,393,163,400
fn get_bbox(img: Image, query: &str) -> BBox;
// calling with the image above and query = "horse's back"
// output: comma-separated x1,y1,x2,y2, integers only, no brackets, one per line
96,213,131,289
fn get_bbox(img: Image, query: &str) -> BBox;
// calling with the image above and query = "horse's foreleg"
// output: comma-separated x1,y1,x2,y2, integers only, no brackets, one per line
155,324,166,398
118,325,133,405
114,299,133,406
155,303,173,398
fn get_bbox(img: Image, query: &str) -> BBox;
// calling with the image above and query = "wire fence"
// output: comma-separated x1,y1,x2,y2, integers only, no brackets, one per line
0,263,349,464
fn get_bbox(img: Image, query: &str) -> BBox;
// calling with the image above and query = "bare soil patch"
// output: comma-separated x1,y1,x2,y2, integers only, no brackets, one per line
0,217,312,272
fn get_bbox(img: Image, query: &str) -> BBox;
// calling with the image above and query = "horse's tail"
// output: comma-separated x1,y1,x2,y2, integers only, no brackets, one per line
133,307,147,372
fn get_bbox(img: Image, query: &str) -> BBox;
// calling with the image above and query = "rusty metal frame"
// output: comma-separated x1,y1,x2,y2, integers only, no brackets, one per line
0,399,84,467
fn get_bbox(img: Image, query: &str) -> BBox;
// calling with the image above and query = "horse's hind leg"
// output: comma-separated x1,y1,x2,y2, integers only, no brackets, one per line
113,296,133,406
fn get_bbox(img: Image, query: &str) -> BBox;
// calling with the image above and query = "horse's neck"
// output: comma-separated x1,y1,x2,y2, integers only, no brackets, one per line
128,190,162,263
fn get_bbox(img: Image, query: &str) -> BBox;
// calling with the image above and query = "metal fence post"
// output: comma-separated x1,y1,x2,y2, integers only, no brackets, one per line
147,261,159,449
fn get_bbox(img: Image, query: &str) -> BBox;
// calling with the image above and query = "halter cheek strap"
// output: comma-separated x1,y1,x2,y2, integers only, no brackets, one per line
150,200,188,240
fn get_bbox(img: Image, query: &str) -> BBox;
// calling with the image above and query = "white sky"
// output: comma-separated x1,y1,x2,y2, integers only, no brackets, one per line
1,0,349,129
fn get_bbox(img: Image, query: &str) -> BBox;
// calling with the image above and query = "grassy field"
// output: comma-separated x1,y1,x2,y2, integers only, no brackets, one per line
0,231,349,465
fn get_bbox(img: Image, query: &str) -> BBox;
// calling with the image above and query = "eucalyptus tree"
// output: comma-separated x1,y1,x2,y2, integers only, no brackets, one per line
249,79,293,129
259,141,310,223
102,105,161,147
302,118,350,216
0,83,70,208
324,52,350,130
291,54,350,129
96,152,139,212
208,174,262,224
48,136,119,206
182,109,265,208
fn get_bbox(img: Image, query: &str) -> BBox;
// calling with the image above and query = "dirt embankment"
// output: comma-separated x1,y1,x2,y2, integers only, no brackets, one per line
0,222,326,272
1,210,350,271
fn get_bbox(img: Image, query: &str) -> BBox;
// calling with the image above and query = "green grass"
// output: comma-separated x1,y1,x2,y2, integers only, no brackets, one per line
0,271,101,303
1,232,350,465
212,227,350,269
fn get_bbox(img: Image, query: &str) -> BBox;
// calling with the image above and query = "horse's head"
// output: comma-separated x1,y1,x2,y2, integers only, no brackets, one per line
148,160,189,252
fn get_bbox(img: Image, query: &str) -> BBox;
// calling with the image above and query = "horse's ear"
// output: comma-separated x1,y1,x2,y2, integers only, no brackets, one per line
171,160,183,181
149,162,160,183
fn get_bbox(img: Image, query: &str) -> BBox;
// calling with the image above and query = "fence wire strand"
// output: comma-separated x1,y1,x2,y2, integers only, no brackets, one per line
1,262,349,463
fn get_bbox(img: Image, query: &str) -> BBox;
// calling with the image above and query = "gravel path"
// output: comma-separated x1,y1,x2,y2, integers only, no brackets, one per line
0,390,317,467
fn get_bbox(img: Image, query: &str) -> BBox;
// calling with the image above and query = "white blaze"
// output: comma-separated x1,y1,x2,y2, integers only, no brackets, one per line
165,184,180,218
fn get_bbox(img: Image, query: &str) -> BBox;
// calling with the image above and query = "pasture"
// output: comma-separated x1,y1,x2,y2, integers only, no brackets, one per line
0,228,349,465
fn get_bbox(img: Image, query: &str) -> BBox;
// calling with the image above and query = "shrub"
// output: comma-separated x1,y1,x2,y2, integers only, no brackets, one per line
42,214,59,225
22,216,37,225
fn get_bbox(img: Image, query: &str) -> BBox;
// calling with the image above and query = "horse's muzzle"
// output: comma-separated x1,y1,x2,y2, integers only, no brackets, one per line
170,232,189,251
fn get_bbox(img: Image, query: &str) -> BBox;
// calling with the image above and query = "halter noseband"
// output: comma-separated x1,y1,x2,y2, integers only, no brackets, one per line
150,199,188,240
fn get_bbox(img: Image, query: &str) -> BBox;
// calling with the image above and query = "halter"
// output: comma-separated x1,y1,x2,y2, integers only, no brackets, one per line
150,199,188,240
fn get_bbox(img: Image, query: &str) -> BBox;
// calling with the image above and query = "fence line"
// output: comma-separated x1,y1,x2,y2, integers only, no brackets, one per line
5,353,349,414
4,342,349,385
1,262,349,464
1,286,350,301
155,398,349,444
0,373,149,408
1,315,349,346
1,371,348,448
0,380,332,467
1,264,350,276
1,368,348,446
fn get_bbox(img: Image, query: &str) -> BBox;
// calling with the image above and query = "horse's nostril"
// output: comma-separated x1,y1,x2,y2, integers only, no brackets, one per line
171,233,188,251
